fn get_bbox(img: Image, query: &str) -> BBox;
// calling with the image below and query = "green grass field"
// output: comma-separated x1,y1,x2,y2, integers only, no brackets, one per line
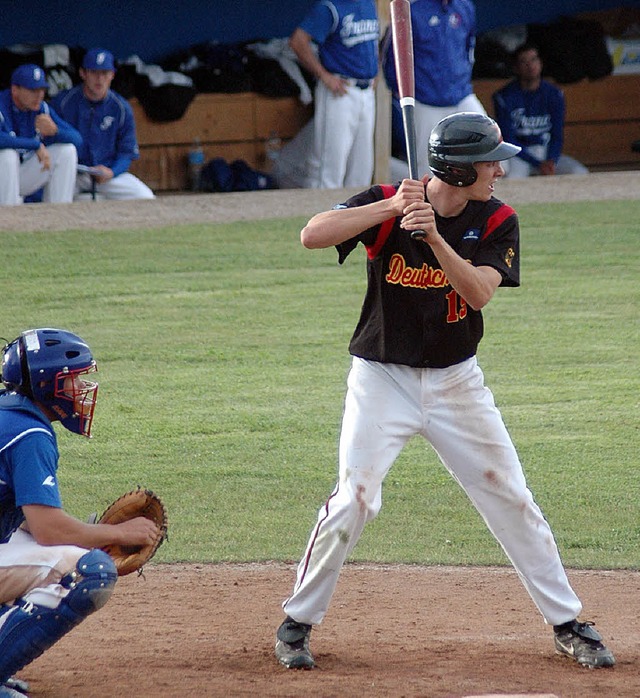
2,199,638,569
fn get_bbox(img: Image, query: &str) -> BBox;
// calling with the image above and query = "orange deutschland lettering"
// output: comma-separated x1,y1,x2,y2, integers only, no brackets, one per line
385,254,449,289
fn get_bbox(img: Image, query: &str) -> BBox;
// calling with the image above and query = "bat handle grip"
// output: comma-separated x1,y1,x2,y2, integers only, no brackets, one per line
400,107,427,241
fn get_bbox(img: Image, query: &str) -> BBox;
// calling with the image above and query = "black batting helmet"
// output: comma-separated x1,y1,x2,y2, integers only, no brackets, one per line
428,112,521,187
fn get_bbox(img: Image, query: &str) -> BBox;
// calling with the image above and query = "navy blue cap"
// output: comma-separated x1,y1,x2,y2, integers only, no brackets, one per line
82,48,115,71
11,64,48,89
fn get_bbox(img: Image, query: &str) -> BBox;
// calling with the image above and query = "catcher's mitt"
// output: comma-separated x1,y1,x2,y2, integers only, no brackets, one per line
98,487,168,576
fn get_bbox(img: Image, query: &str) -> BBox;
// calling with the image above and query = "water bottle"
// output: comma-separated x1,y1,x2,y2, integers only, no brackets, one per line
188,138,205,191
265,131,282,169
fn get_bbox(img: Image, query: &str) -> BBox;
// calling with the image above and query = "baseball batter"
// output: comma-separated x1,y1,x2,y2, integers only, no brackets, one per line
275,113,615,671
289,0,379,189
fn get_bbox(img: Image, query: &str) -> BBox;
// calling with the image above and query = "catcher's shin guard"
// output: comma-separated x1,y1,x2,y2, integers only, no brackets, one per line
0,549,117,683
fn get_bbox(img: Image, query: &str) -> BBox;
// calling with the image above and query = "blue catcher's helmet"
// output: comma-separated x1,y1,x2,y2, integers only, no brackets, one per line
1,328,98,437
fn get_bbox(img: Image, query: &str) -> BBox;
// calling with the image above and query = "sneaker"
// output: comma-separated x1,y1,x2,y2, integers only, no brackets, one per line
0,685,26,698
275,616,315,669
554,620,616,668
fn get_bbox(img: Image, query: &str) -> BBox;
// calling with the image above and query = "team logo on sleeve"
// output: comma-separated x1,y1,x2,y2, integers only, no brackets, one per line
463,228,480,241
505,248,515,268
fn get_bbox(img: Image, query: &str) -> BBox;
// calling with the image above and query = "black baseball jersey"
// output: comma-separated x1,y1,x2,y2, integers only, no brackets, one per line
335,184,520,368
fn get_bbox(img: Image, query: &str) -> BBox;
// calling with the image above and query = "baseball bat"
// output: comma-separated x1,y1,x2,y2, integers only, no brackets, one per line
390,0,426,240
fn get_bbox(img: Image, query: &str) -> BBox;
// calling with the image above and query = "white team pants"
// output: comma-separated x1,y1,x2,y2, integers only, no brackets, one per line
307,81,375,189
505,145,589,178
283,356,583,627
0,144,77,206
75,171,155,200
0,528,86,609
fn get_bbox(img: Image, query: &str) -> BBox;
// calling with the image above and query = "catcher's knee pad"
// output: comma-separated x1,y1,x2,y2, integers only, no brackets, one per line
0,549,117,683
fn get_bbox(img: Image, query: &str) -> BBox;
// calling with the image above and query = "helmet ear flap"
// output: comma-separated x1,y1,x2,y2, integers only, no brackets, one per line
429,161,478,187
447,164,478,187
17,336,34,398
1,336,33,397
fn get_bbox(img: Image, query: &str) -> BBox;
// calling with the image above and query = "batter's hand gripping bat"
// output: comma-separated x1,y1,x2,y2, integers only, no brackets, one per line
390,0,426,240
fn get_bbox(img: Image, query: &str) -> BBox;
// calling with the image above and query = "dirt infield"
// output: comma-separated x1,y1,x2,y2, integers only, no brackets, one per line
23,563,640,698
1,170,639,233
6,173,640,697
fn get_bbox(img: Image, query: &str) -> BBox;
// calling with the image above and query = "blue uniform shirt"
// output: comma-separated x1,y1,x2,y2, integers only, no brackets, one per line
51,86,140,177
299,0,379,80
0,392,61,545
0,89,82,155
383,0,476,106
492,79,566,166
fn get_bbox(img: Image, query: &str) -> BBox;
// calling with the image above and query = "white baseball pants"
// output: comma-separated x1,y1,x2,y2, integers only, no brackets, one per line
0,528,86,608
0,144,77,206
283,356,583,627
75,171,155,200
307,81,375,189
505,145,589,178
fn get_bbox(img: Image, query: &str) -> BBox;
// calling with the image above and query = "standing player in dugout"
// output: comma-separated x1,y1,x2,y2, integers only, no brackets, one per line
274,112,615,671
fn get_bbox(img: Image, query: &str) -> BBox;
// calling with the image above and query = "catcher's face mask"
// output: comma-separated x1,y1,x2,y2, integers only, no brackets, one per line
55,365,99,437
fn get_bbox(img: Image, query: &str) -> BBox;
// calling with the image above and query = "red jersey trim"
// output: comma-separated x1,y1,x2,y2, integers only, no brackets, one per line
481,204,516,241
366,184,397,260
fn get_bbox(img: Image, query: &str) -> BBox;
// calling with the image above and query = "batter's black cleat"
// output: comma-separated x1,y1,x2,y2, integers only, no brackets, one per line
553,620,615,668
275,616,315,669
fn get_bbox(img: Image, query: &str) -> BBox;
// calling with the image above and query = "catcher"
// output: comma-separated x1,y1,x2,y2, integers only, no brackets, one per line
0,328,165,697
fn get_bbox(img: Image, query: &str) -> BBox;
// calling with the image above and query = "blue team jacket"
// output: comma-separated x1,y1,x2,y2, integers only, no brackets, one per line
51,86,140,176
0,89,82,155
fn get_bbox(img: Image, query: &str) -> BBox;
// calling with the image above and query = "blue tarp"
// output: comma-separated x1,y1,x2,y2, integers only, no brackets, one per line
1,0,638,63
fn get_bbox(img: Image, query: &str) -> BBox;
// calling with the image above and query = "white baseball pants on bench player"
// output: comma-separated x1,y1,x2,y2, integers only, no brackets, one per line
75,171,155,200
0,144,77,206
283,356,583,627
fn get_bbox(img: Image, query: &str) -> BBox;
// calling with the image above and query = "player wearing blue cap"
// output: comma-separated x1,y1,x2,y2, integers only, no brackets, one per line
51,49,155,200
0,64,81,206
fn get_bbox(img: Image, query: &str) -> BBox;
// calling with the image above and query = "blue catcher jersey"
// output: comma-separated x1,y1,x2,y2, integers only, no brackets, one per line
299,0,379,80
0,392,61,544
